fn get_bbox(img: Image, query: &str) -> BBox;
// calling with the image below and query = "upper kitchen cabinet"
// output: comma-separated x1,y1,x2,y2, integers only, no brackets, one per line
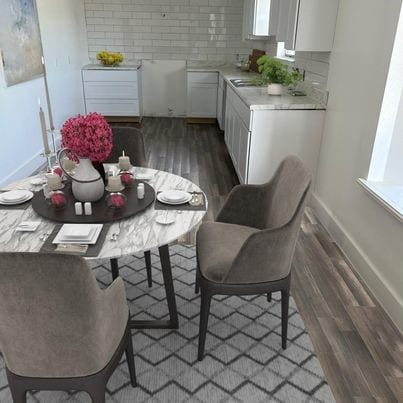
242,0,278,39
275,0,339,51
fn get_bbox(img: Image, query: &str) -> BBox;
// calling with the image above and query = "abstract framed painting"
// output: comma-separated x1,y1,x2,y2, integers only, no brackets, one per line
0,0,44,87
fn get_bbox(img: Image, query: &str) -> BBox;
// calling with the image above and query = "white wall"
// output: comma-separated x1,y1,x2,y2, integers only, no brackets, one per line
313,0,403,331
0,0,88,186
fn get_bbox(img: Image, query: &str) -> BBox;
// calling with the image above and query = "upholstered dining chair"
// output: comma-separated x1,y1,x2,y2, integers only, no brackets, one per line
195,155,312,361
106,126,153,287
0,253,136,403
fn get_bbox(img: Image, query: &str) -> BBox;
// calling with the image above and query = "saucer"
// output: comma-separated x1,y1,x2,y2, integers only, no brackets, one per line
105,184,125,192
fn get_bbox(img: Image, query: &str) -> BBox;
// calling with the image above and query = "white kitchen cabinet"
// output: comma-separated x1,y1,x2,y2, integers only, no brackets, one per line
82,66,142,117
275,0,339,52
217,74,226,130
187,72,218,118
225,87,251,184
224,86,325,185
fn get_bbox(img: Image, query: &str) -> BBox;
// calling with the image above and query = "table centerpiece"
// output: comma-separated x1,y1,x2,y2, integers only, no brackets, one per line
59,112,113,202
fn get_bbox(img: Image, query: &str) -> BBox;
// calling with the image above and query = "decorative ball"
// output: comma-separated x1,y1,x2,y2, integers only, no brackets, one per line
120,172,133,187
106,192,127,209
50,191,66,209
53,166,63,177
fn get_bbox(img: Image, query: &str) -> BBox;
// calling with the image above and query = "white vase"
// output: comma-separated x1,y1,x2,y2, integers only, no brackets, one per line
71,157,104,202
267,84,283,96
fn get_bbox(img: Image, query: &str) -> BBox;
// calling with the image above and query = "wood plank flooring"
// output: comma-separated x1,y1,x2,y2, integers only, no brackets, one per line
116,117,403,402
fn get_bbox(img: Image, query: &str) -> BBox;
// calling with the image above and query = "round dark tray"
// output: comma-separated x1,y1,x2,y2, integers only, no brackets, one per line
32,180,155,223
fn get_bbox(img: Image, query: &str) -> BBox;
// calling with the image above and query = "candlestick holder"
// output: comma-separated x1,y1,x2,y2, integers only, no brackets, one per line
41,151,57,172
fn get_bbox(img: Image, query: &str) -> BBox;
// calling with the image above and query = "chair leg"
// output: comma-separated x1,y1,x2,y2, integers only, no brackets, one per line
281,287,290,349
195,271,200,294
144,250,152,288
125,329,137,387
86,385,106,403
267,292,272,302
8,384,26,403
110,258,119,281
198,288,212,361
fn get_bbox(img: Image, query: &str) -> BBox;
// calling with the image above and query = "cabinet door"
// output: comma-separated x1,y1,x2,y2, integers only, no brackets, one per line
237,120,251,184
232,111,251,184
295,0,339,51
276,0,299,48
187,84,218,118
217,84,223,129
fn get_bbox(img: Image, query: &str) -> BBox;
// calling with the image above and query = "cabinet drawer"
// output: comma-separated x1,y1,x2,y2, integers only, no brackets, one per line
84,81,138,100
85,99,140,116
187,72,218,84
82,70,138,83
227,87,251,128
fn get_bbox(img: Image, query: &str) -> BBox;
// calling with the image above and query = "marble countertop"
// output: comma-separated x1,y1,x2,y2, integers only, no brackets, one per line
83,63,142,71
186,62,327,111
0,168,207,260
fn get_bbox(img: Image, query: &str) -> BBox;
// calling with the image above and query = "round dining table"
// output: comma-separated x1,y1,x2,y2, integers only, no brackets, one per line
0,167,207,330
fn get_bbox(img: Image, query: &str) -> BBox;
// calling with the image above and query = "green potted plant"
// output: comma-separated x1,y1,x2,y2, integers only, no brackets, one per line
256,56,302,95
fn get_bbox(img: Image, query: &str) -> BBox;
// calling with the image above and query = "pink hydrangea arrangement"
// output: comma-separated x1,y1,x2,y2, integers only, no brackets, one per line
61,112,113,162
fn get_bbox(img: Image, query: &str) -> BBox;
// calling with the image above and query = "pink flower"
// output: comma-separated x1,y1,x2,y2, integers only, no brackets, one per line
60,113,113,162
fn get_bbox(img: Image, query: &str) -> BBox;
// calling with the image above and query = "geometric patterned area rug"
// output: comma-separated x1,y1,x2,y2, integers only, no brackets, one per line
0,245,335,403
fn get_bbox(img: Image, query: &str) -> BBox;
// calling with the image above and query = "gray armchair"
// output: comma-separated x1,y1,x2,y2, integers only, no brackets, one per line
106,126,153,287
195,156,312,360
0,253,136,403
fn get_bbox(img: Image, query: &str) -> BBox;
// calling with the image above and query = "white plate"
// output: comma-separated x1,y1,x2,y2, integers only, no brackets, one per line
53,224,103,245
0,190,33,205
63,225,94,240
159,190,190,202
157,193,192,205
0,190,31,202
30,177,46,186
135,173,154,181
155,214,176,225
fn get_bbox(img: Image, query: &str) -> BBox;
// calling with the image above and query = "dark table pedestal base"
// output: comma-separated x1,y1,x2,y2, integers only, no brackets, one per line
111,244,179,330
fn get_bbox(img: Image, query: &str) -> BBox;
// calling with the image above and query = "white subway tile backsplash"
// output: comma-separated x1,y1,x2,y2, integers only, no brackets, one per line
84,0,269,62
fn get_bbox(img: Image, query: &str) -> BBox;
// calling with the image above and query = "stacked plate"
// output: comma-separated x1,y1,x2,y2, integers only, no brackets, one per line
157,190,192,205
53,224,103,245
0,190,33,205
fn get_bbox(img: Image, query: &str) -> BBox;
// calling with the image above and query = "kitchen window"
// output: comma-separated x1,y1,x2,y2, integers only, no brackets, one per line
359,3,403,222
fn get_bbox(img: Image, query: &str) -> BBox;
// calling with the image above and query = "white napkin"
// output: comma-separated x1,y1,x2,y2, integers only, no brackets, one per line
15,221,40,232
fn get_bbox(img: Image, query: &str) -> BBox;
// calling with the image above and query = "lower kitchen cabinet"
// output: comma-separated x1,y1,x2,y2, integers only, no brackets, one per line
187,72,218,118
225,90,250,183
217,73,226,130
82,66,142,118
224,86,325,184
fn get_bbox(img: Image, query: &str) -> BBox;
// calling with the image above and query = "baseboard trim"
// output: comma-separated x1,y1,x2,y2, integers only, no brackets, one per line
311,193,403,333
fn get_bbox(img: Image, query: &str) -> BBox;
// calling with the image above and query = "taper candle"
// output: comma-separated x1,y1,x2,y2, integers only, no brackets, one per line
39,99,50,155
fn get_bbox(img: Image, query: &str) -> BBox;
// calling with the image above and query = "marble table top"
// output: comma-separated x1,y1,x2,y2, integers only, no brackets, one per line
0,168,207,260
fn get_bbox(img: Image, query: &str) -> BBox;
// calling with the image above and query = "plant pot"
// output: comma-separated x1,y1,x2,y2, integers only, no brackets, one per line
71,157,105,202
267,84,283,96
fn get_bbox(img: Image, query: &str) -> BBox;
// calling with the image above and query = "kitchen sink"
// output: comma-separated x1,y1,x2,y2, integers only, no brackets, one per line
230,79,260,87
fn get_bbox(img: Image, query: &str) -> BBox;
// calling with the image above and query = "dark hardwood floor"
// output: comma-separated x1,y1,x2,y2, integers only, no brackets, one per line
117,117,403,402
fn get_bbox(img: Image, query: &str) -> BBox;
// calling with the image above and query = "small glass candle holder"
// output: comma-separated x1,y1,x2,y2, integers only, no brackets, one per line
49,190,67,209
119,170,134,187
106,192,127,209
